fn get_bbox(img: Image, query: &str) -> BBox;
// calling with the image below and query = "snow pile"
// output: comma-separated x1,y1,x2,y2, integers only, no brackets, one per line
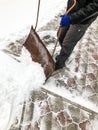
0,47,45,130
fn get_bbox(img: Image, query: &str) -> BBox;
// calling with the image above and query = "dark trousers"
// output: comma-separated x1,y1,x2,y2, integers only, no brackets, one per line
56,24,91,68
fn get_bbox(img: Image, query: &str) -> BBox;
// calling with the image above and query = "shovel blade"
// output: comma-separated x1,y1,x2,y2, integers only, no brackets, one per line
23,26,55,79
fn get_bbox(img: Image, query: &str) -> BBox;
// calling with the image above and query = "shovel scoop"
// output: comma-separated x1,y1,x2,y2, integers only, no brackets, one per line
23,26,55,79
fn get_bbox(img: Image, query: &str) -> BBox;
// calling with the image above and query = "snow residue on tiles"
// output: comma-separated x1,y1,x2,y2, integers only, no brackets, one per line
43,77,98,114
92,118,98,130
37,0,67,29
0,47,45,130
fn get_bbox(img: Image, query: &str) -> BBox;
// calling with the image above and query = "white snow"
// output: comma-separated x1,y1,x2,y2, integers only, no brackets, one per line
0,0,98,129
0,0,66,129
0,47,46,130
0,0,66,38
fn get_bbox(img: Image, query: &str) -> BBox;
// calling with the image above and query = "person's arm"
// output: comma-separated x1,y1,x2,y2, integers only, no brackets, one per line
70,0,98,24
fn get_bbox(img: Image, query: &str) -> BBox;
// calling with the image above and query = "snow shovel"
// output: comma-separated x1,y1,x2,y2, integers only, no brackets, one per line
23,26,55,79
23,0,76,79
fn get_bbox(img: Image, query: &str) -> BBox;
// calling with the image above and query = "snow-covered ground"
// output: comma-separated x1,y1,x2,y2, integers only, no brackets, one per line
0,0,66,37
0,0,98,130
0,0,66,129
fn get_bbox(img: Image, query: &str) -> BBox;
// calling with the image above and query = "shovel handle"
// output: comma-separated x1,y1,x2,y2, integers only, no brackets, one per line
35,0,41,30
64,0,77,15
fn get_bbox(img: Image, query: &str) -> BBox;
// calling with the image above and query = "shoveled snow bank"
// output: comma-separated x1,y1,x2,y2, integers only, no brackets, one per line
0,47,45,130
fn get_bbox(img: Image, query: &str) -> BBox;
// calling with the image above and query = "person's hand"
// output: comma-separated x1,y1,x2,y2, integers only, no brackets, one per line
60,15,71,27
